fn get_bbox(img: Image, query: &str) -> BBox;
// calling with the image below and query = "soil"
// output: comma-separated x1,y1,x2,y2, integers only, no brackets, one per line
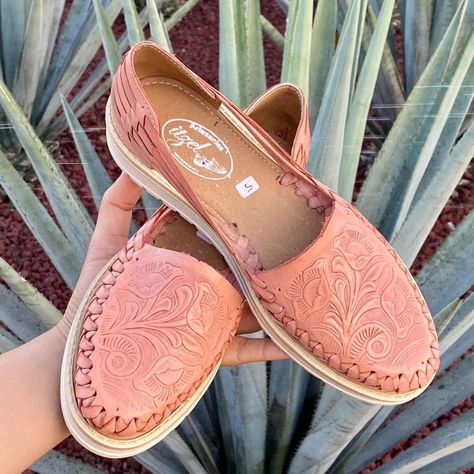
1,0,472,473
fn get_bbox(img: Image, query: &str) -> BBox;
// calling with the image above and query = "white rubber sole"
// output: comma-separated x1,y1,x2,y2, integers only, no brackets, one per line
104,99,432,406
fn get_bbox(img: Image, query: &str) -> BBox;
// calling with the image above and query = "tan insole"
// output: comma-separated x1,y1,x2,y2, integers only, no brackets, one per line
250,109,297,154
143,77,322,269
154,215,227,272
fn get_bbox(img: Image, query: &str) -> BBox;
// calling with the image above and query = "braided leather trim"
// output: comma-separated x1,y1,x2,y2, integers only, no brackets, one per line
74,215,242,438
223,173,439,393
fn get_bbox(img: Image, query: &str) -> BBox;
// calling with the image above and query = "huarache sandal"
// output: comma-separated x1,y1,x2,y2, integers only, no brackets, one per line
106,42,439,404
60,81,310,458
61,207,243,457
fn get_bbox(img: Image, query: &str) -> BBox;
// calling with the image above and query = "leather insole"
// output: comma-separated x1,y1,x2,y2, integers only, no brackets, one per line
144,77,322,270
250,108,297,153
154,215,227,272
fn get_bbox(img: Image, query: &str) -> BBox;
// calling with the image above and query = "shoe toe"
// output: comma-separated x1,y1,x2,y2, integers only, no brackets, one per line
74,244,243,439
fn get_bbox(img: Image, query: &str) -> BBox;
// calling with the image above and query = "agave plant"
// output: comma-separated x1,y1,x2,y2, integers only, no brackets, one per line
0,0,473,472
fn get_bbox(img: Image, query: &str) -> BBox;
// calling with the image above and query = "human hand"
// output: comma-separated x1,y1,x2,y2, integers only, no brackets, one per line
56,173,287,366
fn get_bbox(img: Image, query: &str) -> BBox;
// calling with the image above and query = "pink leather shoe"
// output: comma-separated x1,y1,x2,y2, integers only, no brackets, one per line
106,42,439,405
61,81,310,458
61,208,243,457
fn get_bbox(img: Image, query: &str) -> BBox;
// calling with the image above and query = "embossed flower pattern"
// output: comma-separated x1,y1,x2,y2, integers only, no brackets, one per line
87,257,231,415
288,225,428,369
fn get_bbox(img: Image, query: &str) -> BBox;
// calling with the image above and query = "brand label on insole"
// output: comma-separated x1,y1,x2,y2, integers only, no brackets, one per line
162,119,233,181
236,176,259,198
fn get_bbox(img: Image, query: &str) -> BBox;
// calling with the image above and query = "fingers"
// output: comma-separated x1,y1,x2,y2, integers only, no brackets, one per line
92,173,143,242
222,336,288,366
236,303,262,334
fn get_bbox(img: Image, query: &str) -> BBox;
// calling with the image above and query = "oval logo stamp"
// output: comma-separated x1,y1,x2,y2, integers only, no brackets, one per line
162,119,233,180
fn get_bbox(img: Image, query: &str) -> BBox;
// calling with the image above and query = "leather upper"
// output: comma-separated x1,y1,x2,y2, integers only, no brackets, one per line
109,42,440,394
255,182,439,392
75,208,243,438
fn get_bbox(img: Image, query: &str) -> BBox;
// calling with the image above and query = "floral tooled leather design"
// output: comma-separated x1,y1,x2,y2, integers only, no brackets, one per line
75,211,243,438
289,226,425,361
255,187,439,393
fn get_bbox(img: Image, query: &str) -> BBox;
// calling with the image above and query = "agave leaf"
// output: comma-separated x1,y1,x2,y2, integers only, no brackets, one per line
339,0,396,200
165,0,201,30
439,292,474,371
392,112,474,265
69,58,110,115
334,292,474,474
281,0,313,96
371,57,405,129
433,298,462,336
219,0,266,107
308,0,361,189
414,447,474,474
308,0,337,128
373,409,474,473
330,405,393,474
402,0,434,94
260,15,284,49
356,0,467,230
385,27,474,239
0,0,28,89
147,0,173,51
135,451,186,474
61,95,112,211
347,353,474,473
178,415,220,474
13,0,65,118
430,0,460,55
31,449,102,474
0,327,21,354
289,387,379,474
207,375,240,472
277,0,289,14
416,209,474,315
459,0,474,49
0,257,62,328
349,0,368,98
72,78,112,120
32,0,98,125
243,0,266,103
412,58,474,194
367,0,395,54
178,393,221,466
157,430,209,474
36,1,122,135
93,0,121,75
215,365,267,474
67,60,111,116
47,6,151,138
136,431,207,474
0,284,46,342
368,15,405,131
122,0,145,46
0,150,80,288
49,77,113,139
219,0,245,106
266,361,312,473
0,80,93,260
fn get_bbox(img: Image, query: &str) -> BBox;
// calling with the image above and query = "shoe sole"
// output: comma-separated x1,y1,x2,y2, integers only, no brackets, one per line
105,99,433,406
60,242,221,458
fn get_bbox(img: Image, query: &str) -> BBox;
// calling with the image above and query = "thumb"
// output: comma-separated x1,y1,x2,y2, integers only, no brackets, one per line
222,336,288,366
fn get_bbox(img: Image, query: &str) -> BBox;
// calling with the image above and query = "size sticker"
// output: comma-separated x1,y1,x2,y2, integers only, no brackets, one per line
235,176,259,198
